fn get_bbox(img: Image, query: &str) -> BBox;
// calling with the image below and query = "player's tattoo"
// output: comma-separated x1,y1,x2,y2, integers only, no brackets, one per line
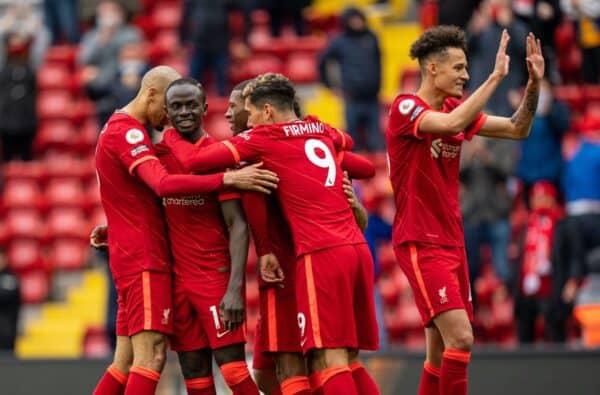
510,82,539,128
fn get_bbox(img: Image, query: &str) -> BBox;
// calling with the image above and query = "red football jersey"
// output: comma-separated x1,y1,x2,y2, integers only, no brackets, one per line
386,94,487,247
156,129,239,279
95,111,172,278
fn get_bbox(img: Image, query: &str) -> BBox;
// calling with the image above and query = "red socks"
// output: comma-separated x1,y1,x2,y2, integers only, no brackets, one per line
93,365,128,395
309,372,323,395
185,376,217,395
440,349,470,395
124,366,160,395
220,361,260,395
281,376,311,395
418,361,441,395
349,361,380,394
320,366,358,395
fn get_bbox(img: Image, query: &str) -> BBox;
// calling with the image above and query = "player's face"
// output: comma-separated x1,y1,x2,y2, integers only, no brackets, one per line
432,47,469,98
147,88,169,130
165,84,207,135
225,90,249,135
244,97,270,128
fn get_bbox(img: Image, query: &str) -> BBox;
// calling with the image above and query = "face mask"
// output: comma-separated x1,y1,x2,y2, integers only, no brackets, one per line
119,60,146,75
97,13,123,29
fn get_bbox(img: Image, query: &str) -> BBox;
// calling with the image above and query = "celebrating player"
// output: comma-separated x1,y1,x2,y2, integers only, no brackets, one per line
156,78,260,394
386,26,544,395
165,73,380,395
92,66,278,395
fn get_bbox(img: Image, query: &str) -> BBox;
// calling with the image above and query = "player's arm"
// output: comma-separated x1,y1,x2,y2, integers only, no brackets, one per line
478,34,544,140
417,30,511,135
339,151,376,179
343,172,368,231
219,198,249,330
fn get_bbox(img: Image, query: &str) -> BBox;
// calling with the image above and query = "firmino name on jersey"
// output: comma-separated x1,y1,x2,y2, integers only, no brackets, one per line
282,122,324,137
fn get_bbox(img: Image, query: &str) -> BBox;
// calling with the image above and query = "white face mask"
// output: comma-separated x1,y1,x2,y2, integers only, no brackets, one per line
120,60,146,75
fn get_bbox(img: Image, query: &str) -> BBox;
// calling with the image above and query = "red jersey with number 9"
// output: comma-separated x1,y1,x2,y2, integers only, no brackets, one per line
225,118,365,256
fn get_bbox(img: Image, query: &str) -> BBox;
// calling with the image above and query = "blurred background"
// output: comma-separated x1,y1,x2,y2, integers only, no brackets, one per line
0,0,598,394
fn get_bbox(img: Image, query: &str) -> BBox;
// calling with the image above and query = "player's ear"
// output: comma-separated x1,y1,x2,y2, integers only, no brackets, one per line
427,61,437,76
203,102,208,116
146,87,157,103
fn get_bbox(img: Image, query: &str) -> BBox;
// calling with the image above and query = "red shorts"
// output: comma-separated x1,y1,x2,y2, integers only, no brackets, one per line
295,243,378,353
170,274,246,352
115,270,173,337
252,315,276,370
394,242,473,326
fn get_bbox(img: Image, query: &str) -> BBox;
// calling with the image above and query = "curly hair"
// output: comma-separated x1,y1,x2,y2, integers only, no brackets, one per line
409,25,467,66
242,73,296,111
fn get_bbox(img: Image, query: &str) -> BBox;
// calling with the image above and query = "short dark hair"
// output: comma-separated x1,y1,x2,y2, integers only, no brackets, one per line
242,73,295,111
233,79,253,92
409,25,466,67
165,77,206,104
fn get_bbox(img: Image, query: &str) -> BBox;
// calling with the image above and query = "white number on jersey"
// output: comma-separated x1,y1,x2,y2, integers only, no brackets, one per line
304,139,336,187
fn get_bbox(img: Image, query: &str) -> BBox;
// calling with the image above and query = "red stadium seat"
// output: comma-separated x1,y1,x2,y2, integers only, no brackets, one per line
37,91,72,121
49,239,88,271
85,181,102,213
148,31,178,64
45,208,89,241
19,270,50,304
553,85,584,113
3,161,43,183
161,55,188,76
378,274,400,307
4,210,44,242
41,155,87,182
44,179,86,211
230,55,284,84
151,2,181,31
285,53,318,83
377,243,396,275
70,98,96,124
83,326,111,358
399,68,421,92
44,45,77,70
37,64,71,92
89,207,107,229
7,240,45,273
34,121,77,154
75,120,100,155
246,277,259,310
583,84,600,106
206,117,232,141
2,180,42,211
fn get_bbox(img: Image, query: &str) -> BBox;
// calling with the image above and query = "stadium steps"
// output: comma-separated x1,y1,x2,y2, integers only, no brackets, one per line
15,269,108,358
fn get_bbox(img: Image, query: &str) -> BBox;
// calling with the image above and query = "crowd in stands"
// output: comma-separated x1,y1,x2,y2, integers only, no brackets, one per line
0,0,598,356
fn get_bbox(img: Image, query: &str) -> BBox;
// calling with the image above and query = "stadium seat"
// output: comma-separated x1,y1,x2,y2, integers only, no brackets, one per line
246,277,259,310
377,243,396,275
41,155,87,182
34,121,77,154
44,179,86,211
7,240,45,273
2,180,42,211
148,31,178,64
378,274,400,307
4,210,44,242
151,1,181,31
19,270,50,304
553,85,584,113
285,53,318,83
161,55,188,77
3,161,43,183
89,207,107,229
37,91,72,121
37,64,71,92
399,68,421,92
206,116,232,141
582,85,600,105
85,181,102,213
49,239,88,271
70,98,96,124
205,96,229,120
45,208,89,241
230,55,285,84
44,45,77,70
75,120,99,155
83,326,111,358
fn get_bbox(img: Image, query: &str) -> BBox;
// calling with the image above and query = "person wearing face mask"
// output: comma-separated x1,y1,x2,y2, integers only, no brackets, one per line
318,7,384,152
78,0,142,92
515,78,571,202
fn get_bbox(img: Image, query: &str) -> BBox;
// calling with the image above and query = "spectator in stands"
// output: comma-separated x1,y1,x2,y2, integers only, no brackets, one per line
262,0,311,37
0,250,20,352
79,0,141,27
0,31,38,162
318,7,383,152
181,0,230,97
461,136,516,290
438,0,483,29
467,0,529,116
78,0,142,94
86,42,149,125
514,182,563,343
560,0,600,83
0,3,50,70
555,115,600,317
43,0,79,44
515,78,571,199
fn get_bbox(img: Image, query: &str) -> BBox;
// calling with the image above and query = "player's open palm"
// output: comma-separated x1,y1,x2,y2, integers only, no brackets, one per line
492,29,510,79
526,32,544,82
220,290,245,330
259,253,285,285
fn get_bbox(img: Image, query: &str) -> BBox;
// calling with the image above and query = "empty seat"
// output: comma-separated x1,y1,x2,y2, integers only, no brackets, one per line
45,208,89,241
37,91,72,121
44,179,86,211
44,45,77,69
5,210,44,241
3,180,42,211
285,53,318,83
151,1,181,31
3,161,43,183
230,55,284,84
34,121,77,154
49,239,88,271
37,64,71,92
7,240,45,273
19,270,50,304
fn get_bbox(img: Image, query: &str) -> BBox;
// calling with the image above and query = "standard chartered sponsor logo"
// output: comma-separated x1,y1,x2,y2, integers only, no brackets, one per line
162,196,205,206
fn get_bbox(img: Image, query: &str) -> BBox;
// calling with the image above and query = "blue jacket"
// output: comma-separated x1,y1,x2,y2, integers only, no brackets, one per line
564,139,600,202
516,99,570,184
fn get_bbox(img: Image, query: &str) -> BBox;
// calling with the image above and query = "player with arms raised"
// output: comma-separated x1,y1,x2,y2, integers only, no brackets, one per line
386,26,544,395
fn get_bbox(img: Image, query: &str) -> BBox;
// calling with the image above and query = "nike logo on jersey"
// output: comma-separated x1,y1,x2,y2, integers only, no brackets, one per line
216,330,231,338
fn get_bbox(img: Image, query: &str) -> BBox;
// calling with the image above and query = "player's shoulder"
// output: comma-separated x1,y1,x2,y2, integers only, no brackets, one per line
442,96,463,111
390,94,429,123
104,112,146,140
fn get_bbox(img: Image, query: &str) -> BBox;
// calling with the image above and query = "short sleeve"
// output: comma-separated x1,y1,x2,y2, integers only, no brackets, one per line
111,127,158,175
387,95,430,140
327,125,354,152
463,112,488,140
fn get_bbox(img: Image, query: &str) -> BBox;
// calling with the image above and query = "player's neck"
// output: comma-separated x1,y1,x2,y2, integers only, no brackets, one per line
416,83,446,110
275,110,300,124
121,100,148,126
183,128,204,144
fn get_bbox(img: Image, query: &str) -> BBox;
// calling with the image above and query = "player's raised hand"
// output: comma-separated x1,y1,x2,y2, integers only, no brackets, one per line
90,225,108,250
526,32,544,82
223,162,279,194
220,290,245,331
259,253,285,285
492,29,510,79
